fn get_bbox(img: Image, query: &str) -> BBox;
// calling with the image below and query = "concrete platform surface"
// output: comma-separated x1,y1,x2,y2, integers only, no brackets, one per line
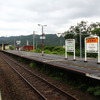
3,50,100,80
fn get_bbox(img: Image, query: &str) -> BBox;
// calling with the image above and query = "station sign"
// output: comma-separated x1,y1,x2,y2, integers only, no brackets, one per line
65,39,76,60
85,36,100,64
66,39,75,52
86,38,98,53
16,41,21,45
40,36,46,39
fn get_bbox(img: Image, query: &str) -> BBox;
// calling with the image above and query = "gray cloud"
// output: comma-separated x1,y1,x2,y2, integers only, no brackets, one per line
0,0,100,36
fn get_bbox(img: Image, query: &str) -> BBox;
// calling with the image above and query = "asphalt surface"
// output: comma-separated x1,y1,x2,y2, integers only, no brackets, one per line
4,50,100,80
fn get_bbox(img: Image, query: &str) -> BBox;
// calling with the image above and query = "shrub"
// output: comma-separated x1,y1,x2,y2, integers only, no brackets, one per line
52,46,65,54
35,48,42,53
94,90,100,96
87,86,100,96
44,50,52,54
29,62,36,68
44,46,55,51
9,45,14,50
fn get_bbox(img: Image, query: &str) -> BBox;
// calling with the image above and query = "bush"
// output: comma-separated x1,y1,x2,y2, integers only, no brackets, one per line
37,46,65,55
35,48,42,53
9,45,14,50
87,53,97,58
52,46,65,53
94,90,100,96
29,62,36,68
44,46,55,51
87,86,100,96
30,50,33,52
44,50,52,54
35,46,98,58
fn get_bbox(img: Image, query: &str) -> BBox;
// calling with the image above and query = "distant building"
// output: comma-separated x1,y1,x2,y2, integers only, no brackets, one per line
15,45,33,51
0,44,10,50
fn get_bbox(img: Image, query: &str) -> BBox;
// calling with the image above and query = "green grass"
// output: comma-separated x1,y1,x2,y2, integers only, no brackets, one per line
87,86,100,96
29,62,36,68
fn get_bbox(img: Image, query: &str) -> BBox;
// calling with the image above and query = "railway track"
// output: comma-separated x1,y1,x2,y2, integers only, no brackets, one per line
1,53,78,100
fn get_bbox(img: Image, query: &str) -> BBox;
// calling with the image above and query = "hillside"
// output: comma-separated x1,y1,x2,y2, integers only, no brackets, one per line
0,34,65,47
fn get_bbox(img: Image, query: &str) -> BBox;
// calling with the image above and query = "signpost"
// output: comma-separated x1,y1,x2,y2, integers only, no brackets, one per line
16,40,21,50
38,24,47,56
16,41,21,45
40,36,46,39
85,36,100,64
65,39,76,60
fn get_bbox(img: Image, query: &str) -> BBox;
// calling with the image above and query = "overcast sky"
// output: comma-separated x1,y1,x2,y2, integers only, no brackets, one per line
0,0,100,37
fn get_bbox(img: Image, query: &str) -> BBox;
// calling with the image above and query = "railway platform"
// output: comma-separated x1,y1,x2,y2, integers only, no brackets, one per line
2,50,100,80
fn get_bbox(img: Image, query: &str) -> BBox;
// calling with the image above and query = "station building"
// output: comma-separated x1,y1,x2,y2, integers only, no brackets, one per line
15,45,33,51
0,44,10,50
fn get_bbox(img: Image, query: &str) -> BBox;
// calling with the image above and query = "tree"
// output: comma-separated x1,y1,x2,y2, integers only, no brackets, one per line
64,34,74,39
66,21,89,34
9,45,14,50
64,21,90,49
91,28,100,36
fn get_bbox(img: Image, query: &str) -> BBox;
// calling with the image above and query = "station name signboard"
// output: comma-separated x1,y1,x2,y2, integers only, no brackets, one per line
16,41,21,45
85,36,100,64
66,39,75,52
65,39,76,60
86,38,98,53
40,36,46,39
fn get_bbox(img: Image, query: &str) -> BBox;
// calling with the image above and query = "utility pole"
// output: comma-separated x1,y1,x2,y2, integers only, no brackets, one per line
38,24,47,56
14,38,15,50
36,35,37,49
79,28,82,60
33,31,35,51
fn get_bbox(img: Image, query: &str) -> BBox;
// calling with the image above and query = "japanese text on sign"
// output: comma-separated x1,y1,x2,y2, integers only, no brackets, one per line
86,38,98,53
66,39,75,52
86,38,98,43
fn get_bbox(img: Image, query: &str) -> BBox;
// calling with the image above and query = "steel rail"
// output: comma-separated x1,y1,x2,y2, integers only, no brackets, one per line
1,53,47,100
1,53,78,100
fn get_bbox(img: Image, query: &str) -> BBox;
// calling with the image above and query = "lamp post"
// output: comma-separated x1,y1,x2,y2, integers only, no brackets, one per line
38,24,47,56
